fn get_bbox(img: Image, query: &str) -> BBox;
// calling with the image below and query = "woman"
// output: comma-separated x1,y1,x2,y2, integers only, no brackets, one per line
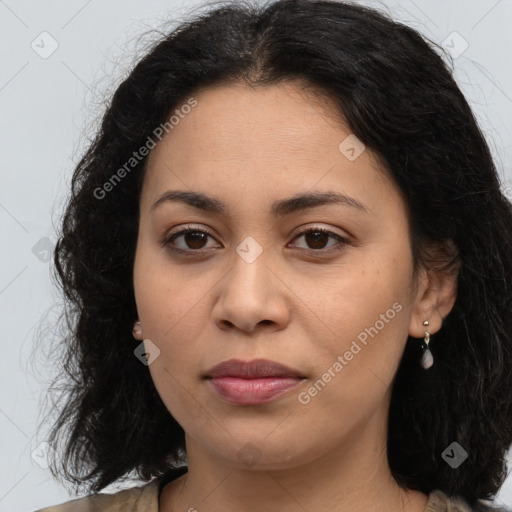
35,0,512,511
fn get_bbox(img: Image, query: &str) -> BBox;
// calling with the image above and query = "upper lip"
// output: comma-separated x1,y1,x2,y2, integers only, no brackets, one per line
205,358,305,379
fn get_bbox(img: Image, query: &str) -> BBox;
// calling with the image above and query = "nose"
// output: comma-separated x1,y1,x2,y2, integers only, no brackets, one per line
212,249,291,334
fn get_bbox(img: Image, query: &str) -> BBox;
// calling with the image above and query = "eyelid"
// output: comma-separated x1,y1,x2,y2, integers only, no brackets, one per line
161,223,351,254
293,223,349,239
289,225,351,253
160,223,217,248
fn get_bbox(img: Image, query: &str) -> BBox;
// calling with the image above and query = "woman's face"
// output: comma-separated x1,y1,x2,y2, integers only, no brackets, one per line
133,81,430,469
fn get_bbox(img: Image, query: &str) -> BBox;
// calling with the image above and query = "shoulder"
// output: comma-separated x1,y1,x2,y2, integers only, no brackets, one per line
426,490,512,512
33,479,160,512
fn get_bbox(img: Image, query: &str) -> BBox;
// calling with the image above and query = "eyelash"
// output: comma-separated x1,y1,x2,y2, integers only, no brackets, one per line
160,224,351,256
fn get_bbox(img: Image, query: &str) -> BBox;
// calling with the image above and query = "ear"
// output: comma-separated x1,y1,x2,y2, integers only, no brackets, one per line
408,241,459,338
132,320,144,341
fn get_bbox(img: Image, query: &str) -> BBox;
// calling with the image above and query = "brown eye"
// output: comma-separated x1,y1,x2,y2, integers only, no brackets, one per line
161,227,219,252
161,225,350,256
178,231,209,250
291,227,350,253
303,230,330,249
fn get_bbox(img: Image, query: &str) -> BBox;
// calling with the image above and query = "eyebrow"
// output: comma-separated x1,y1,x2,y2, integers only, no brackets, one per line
150,189,371,216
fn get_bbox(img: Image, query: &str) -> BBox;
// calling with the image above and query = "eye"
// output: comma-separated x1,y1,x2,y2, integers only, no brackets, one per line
161,225,350,255
289,226,350,254
161,225,219,253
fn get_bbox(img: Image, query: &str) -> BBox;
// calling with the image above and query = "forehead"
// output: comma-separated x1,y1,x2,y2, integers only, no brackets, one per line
141,81,400,215
158,81,352,157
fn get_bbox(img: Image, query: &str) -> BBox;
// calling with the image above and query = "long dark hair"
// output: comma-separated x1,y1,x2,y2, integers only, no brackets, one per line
44,0,512,506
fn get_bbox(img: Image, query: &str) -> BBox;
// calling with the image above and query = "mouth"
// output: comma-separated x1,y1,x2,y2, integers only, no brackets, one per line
204,358,306,405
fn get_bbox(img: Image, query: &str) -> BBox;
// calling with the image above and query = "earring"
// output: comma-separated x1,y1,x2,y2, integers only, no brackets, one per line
421,320,434,369
132,321,142,340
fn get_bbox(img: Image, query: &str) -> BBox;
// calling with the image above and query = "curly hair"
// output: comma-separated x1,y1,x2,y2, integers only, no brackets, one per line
44,0,512,506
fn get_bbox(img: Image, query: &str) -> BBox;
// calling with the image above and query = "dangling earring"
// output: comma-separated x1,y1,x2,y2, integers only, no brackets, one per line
421,320,434,369
132,320,142,340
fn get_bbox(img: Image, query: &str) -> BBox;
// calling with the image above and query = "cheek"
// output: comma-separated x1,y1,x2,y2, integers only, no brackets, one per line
133,253,213,408
295,308,409,445
134,244,209,338
137,281,209,427
306,252,411,337
300,255,412,397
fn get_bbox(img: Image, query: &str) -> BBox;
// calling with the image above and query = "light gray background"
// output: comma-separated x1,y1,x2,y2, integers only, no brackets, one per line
1,0,511,510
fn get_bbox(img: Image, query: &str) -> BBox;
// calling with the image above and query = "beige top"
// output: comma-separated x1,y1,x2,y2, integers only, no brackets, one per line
33,479,508,512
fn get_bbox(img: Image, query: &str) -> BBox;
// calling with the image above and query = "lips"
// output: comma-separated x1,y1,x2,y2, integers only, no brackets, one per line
205,358,305,379
204,359,306,405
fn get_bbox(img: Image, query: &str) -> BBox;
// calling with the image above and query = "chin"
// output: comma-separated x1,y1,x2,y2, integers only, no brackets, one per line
204,435,321,472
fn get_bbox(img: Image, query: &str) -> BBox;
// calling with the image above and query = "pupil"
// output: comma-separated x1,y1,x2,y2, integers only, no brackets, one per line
183,230,329,250
306,231,327,249
187,232,207,249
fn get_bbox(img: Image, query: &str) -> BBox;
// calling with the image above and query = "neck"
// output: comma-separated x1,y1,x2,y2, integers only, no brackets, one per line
159,408,428,512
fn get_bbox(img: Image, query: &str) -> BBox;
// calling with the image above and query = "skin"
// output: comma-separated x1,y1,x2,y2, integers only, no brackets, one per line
132,80,458,512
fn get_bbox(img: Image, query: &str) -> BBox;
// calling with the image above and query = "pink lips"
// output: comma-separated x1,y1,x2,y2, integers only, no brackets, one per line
205,358,305,405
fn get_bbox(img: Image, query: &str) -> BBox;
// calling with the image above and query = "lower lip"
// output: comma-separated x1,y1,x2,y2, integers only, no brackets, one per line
208,376,304,405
